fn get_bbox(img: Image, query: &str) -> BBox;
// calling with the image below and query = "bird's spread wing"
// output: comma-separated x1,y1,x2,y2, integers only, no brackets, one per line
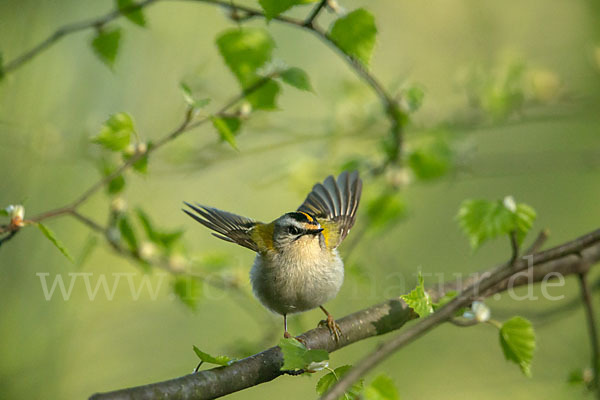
297,170,362,249
183,202,259,252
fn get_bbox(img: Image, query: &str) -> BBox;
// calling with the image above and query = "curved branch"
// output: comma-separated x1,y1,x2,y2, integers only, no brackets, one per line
186,0,405,162
3,0,160,74
3,0,405,163
23,74,273,227
89,228,600,400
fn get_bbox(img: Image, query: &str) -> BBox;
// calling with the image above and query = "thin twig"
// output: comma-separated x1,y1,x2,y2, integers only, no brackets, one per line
0,229,19,247
509,230,519,265
3,0,160,74
493,275,600,327
26,74,273,227
303,0,328,27
524,229,549,255
579,271,600,398
69,210,106,233
5,0,404,162
3,0,406,167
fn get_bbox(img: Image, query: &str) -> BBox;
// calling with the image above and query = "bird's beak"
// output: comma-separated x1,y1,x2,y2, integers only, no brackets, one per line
305,228,324,236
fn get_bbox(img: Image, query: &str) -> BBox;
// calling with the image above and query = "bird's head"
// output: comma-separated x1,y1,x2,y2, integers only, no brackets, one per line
271,211,324,251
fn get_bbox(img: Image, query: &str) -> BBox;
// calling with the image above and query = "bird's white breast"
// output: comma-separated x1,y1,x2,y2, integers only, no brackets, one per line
249,241,344,316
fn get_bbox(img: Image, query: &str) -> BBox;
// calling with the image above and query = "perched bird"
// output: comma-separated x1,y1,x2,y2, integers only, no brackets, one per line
183,171,362,341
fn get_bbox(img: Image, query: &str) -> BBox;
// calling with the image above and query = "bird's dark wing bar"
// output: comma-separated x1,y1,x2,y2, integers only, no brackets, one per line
297,170,363,247
183,202,259,252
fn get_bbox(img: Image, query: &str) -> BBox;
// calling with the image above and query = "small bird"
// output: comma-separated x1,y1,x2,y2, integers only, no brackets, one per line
183,171,362,341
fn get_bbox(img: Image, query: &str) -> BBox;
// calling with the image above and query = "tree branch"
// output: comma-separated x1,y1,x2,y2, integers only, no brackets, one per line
89,228,600,400
321,228,600,400
0,229,19,247
509,230,519,264
20,74,273,229
3,0,405,164
303,0,328,27
523,229,549,255
180,0,404,162
3,0,160,74
579,271,600,398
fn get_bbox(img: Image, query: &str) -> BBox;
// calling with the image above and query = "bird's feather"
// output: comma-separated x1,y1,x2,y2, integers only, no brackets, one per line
297,170,362,249
183,203,259,251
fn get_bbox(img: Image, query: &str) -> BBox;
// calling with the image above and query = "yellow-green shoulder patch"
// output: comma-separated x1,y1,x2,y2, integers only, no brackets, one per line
250,223,275,252
318,219,340,249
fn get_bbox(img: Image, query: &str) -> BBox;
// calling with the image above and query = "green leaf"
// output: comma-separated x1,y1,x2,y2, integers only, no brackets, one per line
116,0,146,27
303,348,329,366
37,223,74,262
216,28,275,87
117,215,138,252
483,61,526,121
499,316,535,377
316,365,364,400
457,198,537,250
432,290,457,311
257,0,319,21
173,276,203,310
513,202,537,244
0,207,8,216
122,142,152,174
108,174,125,194
99,159,125,195
211,116,240,150
407,136,452,181
279,338,329,371
92,112,135,151
135,208,161,243
135,208,183,251
99,155,126,195
131,152,148,174
329,9,377,65
247,78,280,110
258,0,308,20
280,67,313,92
403,85,425,112
192,345,234,366
75,235,98,269
91,28,121,68
215,28,280,109
364,374,400,400
400,272,433,318
180,83,211,109
366,192,406,231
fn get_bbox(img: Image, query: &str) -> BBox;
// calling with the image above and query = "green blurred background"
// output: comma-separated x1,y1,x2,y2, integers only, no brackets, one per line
1,0,599,399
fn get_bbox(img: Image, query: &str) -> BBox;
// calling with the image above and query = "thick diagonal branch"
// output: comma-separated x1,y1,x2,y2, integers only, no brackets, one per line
321,229,600,400
90,228,600,400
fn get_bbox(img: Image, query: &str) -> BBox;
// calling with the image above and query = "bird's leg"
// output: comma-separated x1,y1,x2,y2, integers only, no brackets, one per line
283,314,292,339
318,305,341,342
283,314,307,345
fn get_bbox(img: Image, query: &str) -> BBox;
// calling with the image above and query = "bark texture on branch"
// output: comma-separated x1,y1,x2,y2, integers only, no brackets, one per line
90,230,600,400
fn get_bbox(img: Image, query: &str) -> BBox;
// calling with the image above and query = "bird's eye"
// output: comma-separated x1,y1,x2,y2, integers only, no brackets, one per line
288,226,301,235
